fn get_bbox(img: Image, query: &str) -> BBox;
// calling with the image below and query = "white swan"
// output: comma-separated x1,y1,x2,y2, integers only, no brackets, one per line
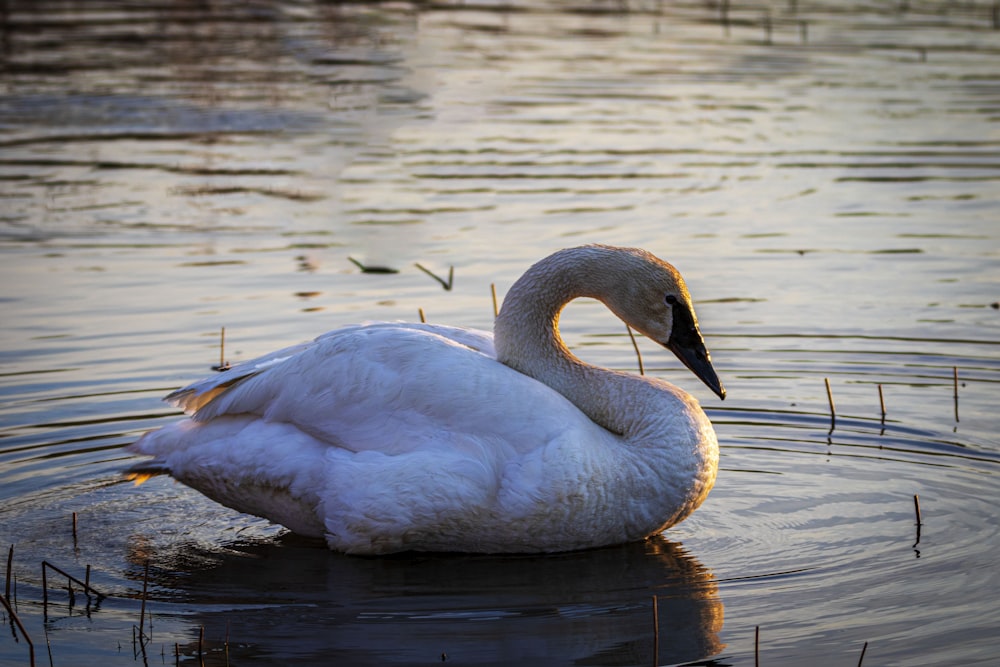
128,245,725,554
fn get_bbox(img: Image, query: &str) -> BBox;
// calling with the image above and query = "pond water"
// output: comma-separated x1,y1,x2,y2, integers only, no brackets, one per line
1,1,998,665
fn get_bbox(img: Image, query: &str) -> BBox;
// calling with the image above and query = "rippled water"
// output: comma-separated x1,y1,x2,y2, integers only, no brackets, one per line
1,1,998,665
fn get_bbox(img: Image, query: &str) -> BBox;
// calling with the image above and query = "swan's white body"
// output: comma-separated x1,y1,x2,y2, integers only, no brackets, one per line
129,245,724,554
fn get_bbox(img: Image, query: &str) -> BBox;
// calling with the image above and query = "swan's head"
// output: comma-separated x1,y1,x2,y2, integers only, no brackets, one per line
603,247,726,401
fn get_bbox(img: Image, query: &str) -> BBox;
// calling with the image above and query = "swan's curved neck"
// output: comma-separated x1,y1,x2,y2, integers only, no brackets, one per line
494,247,649,436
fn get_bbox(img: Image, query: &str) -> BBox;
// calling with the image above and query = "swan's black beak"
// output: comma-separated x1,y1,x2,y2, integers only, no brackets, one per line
665,311,726,400
667,337,726,400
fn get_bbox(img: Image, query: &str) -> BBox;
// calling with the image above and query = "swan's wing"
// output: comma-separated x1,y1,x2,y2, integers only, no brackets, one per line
166,322,495,415
163,322,578,457
165,341,313,413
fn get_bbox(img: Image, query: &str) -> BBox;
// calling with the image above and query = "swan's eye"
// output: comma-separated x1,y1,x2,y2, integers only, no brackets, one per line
665,294,678,306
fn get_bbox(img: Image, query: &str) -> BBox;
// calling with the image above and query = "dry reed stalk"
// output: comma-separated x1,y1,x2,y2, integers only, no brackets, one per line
0,590,35,666
878,384,886,421
824,378,836,431
858,640,868,666
213,327,230,371
651,595,659,666
755,625,760,667
913,494,922,526
5,544,11,600
490,283,498,319
953,366,959,422
139,560,149,638
418,307,426,323
72,512,78,545
626,325,644,375
40,561,104,603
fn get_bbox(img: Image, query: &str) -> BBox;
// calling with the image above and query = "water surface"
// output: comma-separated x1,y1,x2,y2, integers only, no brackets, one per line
1,1,998,665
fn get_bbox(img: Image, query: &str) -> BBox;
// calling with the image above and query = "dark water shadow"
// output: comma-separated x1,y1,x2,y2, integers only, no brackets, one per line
127,533,725,666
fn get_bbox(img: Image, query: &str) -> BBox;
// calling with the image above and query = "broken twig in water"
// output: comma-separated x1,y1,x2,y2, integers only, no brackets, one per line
878,383,886,422
415,263,454,291
626,325,644,375
913,494,922,527
348,256,399,274
0,591,35,667
858,640,869,667
755,625,760,667
72,512,78,546
41,560,104,607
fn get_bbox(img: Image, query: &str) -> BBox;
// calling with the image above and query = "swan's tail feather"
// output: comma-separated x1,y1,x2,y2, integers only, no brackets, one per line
124,459,172,485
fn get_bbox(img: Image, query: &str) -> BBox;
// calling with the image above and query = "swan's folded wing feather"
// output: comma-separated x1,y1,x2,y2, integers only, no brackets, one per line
166,341,315,414
170,322,589,457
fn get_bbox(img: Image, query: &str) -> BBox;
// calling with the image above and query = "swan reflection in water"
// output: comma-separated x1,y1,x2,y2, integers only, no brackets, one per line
126,533,724,666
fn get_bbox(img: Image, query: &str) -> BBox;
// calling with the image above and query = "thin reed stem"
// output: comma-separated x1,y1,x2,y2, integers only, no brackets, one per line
214,327,230,371
626,325,644,375
953,366,959,422
825,378,836,431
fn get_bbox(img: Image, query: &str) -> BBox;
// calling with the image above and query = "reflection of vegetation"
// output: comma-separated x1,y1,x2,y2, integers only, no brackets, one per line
172,185,325,202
